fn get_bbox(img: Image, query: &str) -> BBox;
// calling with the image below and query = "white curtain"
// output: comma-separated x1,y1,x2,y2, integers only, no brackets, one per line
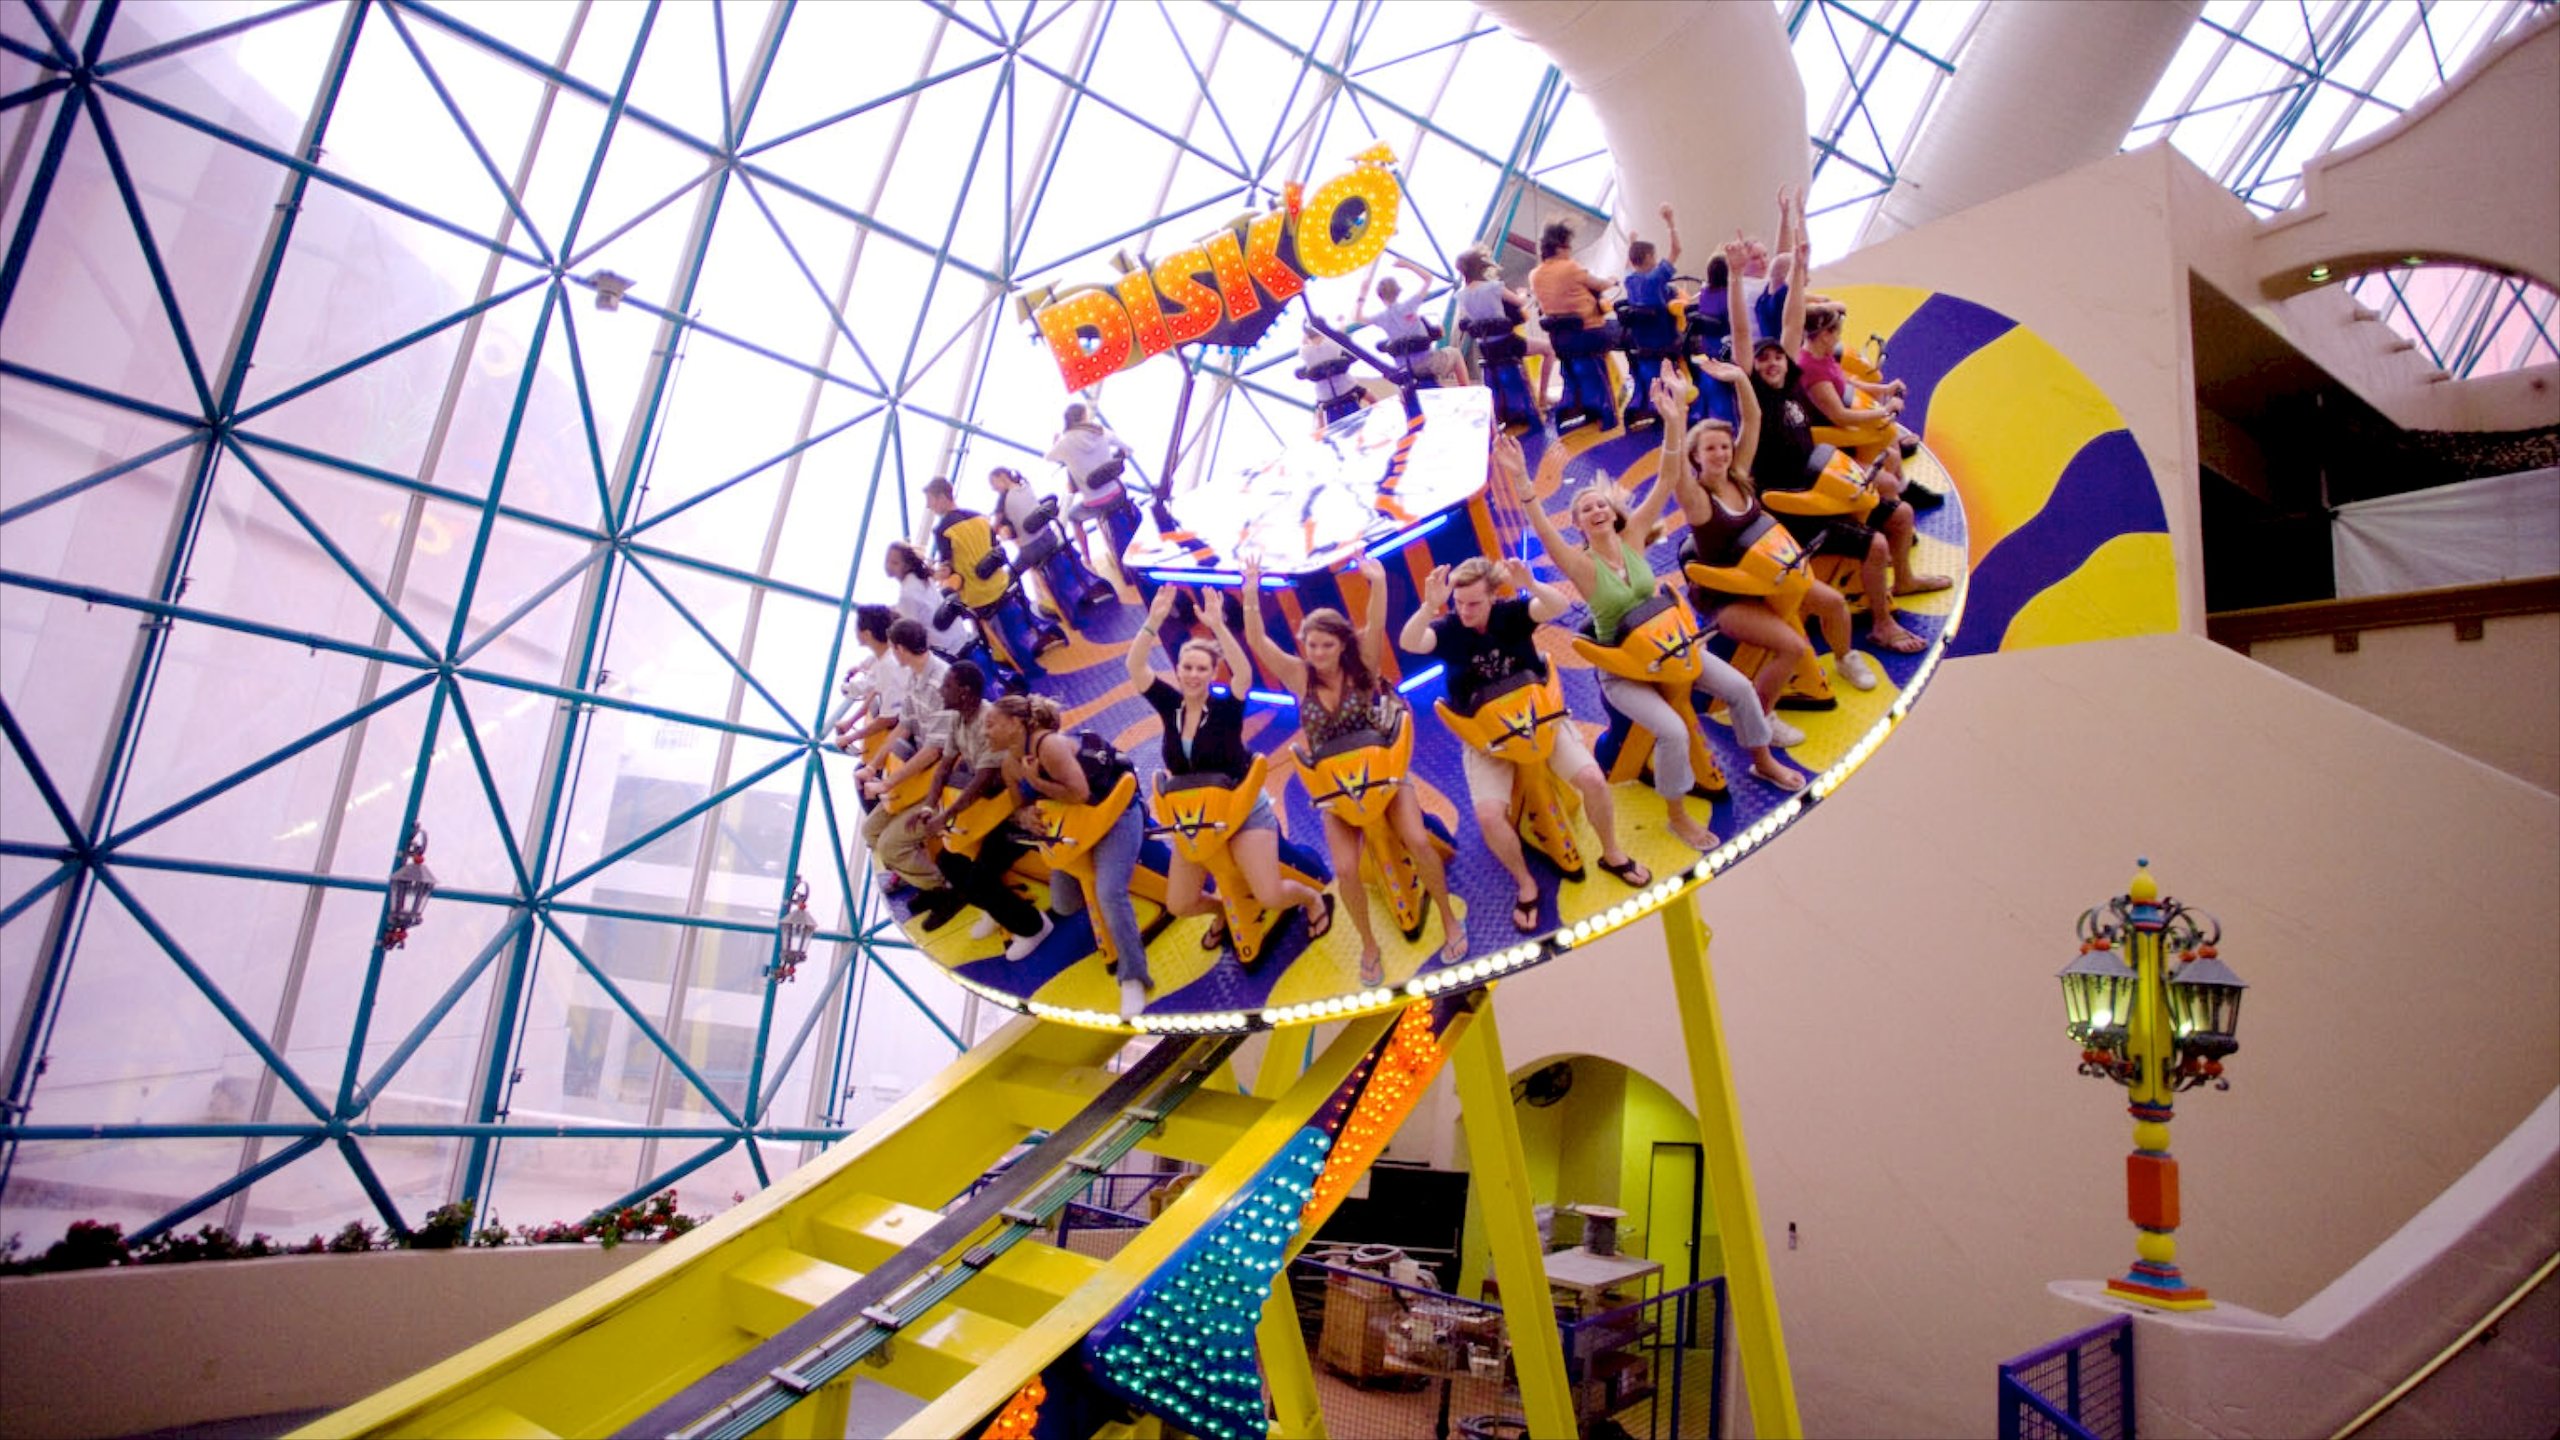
2331,468,2560,598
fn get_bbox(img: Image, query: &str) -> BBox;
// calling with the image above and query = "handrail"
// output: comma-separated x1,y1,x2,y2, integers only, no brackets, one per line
2329,1249,2560,1440
2207,575,2559,650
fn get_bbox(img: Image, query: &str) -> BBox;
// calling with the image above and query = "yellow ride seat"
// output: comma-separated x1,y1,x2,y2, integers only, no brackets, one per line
1294,711,1442,943
938,512,1012,611
1759,448,1882,609
1149,758,1319,967
1435,668,1586,877
1685,523,1836,709
1150,757,1273,872
1567,592,1727,795
1295,711,1413,832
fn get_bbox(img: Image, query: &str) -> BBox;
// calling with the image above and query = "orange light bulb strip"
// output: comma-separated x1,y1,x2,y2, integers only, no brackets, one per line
978,1377,1046,1440
1300,1003,1448,1233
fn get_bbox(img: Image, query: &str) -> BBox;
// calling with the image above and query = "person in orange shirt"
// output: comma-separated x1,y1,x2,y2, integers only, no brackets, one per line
1527,220,1621,346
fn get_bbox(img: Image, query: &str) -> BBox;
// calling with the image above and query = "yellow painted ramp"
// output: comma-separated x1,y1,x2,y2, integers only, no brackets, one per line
301,1011,1398,1439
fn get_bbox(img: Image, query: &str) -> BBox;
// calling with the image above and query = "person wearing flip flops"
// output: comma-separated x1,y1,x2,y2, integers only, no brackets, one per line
1241,552,1467,986
1400,552,1650,935
1126,584,1334,958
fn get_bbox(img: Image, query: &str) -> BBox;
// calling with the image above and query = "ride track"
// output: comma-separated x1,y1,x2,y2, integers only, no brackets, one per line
307,286,2175,1440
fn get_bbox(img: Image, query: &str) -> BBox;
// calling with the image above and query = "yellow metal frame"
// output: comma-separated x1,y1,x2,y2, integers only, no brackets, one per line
1662,895,1804,1439
313,899,1804,1440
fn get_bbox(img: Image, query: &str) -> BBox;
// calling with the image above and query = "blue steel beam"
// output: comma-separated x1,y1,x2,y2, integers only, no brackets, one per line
727,170,894,397
0,429,212,529
549,301,623,528
0,696,86,845
740,756,820,1130
75,86,218,416
462,3,788,1212
88,866,334,1120
87,0,334,77
127,1132,330,1244
3,1121,859,1141
0,866,76,930
378,2,554,266
346,910,531,1112
102,672,440,852
616,552,809,737
438,683,537,895
219,439,443,658
735,50,1006,161
536,912,747,1128
0,0,351,1145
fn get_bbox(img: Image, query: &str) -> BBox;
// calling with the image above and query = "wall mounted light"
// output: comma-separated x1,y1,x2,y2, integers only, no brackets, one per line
773,875,815,983
381,825,436,950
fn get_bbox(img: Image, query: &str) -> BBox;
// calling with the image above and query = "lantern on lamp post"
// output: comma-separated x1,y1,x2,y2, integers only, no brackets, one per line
2058,859,2247,1311
381,825,436,950
772,875,816,983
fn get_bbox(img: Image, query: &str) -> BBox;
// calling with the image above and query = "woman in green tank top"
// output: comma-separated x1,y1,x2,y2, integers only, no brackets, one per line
1508,371,1807,853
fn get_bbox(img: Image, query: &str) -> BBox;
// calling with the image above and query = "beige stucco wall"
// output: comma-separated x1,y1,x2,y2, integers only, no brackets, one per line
0,1245,644,1439
1477,630,2560,1437
1818,143,2213,638
2242,612,2560,794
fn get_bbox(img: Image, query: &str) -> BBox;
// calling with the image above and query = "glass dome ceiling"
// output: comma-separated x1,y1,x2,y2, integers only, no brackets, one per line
0,0,1636,1245
0,0,2544,1245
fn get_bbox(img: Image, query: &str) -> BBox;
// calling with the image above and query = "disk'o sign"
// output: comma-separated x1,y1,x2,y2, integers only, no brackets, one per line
1035,146,1402,391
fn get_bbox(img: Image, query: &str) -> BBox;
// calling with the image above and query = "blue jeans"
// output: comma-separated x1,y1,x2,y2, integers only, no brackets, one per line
1051,805,1149,990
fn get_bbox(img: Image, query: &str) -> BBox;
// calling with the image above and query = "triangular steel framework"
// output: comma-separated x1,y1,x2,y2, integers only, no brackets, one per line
0,0,1639,1243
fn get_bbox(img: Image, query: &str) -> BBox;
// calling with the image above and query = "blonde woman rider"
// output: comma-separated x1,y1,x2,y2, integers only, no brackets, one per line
1240,552,1465,983
1126,584,1334,951
1508,373,1803,858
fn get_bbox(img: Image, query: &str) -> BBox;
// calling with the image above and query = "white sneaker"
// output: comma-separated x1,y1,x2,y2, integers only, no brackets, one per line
1119,978,1149,1021
970,914,1001,940
1765,715,1806,748
1003,914,1054,961
1840,651,1881,691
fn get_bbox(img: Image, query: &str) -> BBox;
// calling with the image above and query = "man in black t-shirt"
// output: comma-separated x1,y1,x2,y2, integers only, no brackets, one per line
1400,556,1633,930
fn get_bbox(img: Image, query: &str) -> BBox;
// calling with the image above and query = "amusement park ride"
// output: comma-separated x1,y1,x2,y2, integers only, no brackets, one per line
311,149,1973,1440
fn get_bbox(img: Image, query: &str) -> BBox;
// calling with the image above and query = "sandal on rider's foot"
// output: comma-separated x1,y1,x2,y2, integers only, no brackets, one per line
1511,895,1541,933
1597,854,1651,888
1305,893,1337,942
1200,917,1229,952
1872,627,1927,655
1358,950,1385,987
1756,760,1807,792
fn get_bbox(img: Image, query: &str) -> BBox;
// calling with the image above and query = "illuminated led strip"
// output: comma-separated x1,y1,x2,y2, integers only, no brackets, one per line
944,571,1969,1035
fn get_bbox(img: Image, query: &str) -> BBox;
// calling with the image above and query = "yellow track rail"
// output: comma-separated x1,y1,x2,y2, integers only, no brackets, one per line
301,1011,1398,1439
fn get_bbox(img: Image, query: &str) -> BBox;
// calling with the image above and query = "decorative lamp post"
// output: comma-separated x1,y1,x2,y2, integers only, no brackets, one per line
2059,859,2246,1311
381,825,436,950
773,876,816,983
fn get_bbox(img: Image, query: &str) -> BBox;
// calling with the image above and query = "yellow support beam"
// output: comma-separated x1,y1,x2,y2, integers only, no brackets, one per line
893,1012,1398,1438
1257,1271,1330,1440
1450,995,1578,1440
1661,894,1802,1438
